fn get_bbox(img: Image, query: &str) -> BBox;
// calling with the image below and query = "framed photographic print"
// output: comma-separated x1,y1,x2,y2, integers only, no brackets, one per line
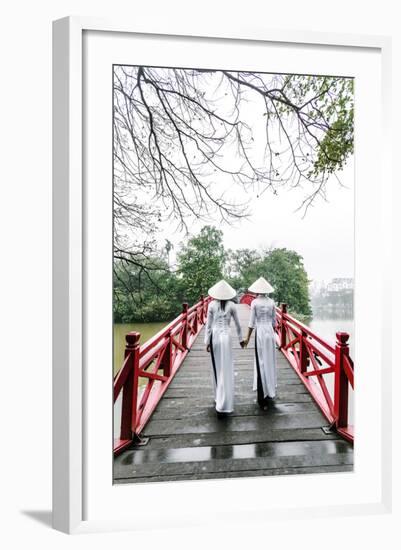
52,17,392,534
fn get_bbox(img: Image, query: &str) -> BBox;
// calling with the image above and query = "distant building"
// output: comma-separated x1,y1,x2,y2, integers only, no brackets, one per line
309,277,354,315
326,278,354,292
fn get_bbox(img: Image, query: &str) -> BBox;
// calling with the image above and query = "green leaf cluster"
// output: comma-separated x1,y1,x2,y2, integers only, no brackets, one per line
226,247,311,317
177,226,226,305
275,76,354,176
113,256,183,323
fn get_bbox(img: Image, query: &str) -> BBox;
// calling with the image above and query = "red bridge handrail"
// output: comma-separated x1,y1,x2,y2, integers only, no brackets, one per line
139,313,184,358
114,295,212,455
240,292,354,443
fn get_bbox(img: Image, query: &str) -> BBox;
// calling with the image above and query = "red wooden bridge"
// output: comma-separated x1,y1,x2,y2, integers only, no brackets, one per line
113,294,354,483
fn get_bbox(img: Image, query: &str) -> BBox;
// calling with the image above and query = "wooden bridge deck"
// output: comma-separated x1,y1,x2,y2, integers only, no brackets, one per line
114,304,353,483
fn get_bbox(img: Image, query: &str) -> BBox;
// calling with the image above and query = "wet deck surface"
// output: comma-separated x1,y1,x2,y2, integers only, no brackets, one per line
114,304,353,483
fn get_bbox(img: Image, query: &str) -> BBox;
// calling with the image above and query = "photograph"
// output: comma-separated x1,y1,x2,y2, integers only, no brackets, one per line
112,64,355,484
1,0,394,540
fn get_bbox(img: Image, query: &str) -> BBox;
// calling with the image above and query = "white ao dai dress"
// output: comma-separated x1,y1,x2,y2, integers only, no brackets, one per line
204,300,243,413
249,296,277,403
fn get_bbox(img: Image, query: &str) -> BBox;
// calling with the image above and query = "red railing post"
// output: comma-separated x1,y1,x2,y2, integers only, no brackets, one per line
299,328,309,373
280,303,287,349
120,331,140,440
200,294,205,322
193,300,199,333
182,303,188,349
334,332,350,429
160,332,172,377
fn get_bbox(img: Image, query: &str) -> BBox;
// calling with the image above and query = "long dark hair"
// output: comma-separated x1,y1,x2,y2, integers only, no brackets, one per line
219,300,227,311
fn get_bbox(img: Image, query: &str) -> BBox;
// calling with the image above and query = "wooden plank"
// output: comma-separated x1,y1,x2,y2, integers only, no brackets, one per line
130,427,341,450
116,438,352,465
158,386,310,399
154,394,315,410
169,368,300,379
114,444,353,479
115,464,354,483
142,412,330,436
151,401,321,420
171,371,299,381
168,380,304,390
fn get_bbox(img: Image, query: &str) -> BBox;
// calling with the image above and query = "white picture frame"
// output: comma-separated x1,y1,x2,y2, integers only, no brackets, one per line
52,16,393,534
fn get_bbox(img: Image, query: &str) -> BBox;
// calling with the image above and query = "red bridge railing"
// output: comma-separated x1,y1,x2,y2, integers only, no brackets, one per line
240,292,354,443
114,295,212,455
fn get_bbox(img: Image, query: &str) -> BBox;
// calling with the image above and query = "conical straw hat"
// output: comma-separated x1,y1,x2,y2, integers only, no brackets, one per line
208,279,237,300
248,276,275,294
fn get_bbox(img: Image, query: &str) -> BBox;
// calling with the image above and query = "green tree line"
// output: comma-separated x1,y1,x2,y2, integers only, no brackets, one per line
114,225,311,323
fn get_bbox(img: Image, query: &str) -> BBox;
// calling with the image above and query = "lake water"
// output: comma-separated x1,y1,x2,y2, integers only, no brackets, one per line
114,322,166,375
307,315,354,425
308,317,354,358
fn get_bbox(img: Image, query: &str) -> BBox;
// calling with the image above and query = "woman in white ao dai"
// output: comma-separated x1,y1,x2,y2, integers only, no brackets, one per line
204,280,244,415
244,277,277,409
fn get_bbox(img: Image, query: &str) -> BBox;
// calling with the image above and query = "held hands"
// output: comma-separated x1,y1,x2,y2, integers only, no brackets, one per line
207,341,248,351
